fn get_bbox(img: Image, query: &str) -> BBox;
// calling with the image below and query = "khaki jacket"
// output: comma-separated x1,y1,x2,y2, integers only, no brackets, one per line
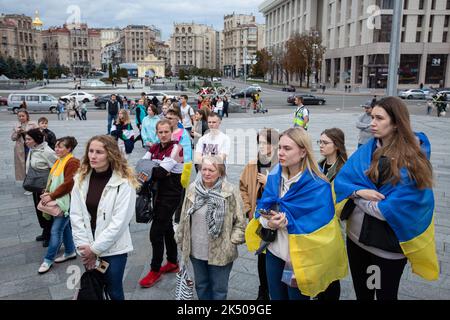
239,161,262,220
175,180,247,267
11,121,38,181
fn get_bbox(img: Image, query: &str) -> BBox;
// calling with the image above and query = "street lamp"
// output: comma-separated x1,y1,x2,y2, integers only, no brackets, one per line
311,43,318,92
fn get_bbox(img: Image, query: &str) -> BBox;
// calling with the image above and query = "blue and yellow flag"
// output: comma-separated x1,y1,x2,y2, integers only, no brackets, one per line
334,134,439,281
245,164,348,297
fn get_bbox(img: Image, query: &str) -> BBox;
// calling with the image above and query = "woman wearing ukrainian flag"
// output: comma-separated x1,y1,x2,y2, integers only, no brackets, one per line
245,127,348,300
334,96,439,300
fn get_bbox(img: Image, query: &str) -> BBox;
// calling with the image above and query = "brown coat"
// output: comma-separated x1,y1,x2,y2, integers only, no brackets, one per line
11,121,38,181
239,160,262,220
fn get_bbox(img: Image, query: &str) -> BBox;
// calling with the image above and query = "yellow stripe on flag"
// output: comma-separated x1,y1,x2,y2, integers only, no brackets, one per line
289,215,348,297
400,218,440,281
245,218,263,252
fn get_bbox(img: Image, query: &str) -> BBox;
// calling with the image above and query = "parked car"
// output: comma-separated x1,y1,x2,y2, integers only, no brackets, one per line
94,94,125,109
7,93,58,113
146,91,176,102
287,94,326,105
282,85,296,92
250,84,262,92
399,89,426,100
231,87,260,99
0,95,8,106
60,91,96,103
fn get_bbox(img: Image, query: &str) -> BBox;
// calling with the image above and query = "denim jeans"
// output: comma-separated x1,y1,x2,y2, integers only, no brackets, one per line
102,253,128,300
265,250,310,300
190,256,233,300
107,113,117,134
44,215,75,264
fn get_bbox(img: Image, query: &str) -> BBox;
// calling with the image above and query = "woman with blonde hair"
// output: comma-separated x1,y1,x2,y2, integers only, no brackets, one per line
176,155,247,300
70,135,138,300
245,128,348,300
111,109,135,158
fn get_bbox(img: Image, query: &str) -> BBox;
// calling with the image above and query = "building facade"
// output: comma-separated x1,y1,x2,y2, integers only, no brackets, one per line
260,0,450,88
42,23,101,75
222,13,265,77
100,28,121,49
169,23,218,74
120,25,160,63
0,13,43,63
101,40,123,71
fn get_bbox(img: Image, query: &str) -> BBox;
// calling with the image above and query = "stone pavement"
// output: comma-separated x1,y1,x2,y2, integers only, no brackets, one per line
0,110,449,300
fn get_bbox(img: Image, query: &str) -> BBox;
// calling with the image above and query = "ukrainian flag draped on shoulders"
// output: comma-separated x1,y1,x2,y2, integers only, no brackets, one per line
245,164,348,297
334,133,439,281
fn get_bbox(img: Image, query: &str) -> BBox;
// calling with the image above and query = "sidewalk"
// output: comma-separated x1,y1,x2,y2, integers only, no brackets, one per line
0,112,449,300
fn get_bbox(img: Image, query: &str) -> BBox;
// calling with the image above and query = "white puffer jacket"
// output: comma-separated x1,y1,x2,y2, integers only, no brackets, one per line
70,170,136,257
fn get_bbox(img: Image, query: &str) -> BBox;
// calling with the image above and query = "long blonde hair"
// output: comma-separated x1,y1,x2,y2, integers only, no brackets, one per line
118,109,131,125
78,135,139,188
280,128,328,182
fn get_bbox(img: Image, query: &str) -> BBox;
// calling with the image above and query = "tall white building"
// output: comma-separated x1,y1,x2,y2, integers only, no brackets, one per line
259,0,450,88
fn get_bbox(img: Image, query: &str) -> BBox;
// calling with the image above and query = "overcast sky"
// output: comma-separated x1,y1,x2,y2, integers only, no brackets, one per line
0,0,265,40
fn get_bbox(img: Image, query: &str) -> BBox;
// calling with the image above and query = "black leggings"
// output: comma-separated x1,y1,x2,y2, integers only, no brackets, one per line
257,253,268,292
347,237,407,300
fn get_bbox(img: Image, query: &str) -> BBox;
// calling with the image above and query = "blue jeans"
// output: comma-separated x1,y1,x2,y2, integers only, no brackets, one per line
107,113,117,134
265,250,310,300
102,253,128,300
44,215,75,264
190,256,233,300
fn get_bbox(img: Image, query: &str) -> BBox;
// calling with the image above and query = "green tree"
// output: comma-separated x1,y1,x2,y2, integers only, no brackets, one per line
251,49,271,78
24,58,36,79
117,68,129,78
108,63,113,80
16,60,25,78
0,55,9,76
179,68,187,80
5,56,17,78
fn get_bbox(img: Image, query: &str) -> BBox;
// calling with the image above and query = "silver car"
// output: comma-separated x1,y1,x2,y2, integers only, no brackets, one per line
399,89,426,100
7,93,58,113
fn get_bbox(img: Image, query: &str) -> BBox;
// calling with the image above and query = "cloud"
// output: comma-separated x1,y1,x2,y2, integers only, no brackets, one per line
0,0,265,40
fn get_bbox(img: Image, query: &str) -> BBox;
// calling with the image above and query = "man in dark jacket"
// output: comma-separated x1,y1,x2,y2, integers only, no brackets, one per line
106,94,120,134
38,117,57,150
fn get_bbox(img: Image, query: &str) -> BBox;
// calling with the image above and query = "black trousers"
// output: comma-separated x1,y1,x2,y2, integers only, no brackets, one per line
32,191,53,240
347,237,407,300
150,198,179,271
257,253,268,292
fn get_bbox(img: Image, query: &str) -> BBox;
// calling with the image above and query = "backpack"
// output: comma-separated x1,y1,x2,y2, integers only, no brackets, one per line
77,270,110,300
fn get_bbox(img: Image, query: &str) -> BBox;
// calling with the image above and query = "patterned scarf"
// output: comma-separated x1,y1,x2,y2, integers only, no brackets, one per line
187,177,226,238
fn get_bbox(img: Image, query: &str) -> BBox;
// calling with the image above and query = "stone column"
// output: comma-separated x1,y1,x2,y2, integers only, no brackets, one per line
362,54,369,88
419,53,427,86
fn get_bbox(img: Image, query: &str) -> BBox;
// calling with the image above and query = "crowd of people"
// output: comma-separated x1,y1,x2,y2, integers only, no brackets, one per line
9,93,439,301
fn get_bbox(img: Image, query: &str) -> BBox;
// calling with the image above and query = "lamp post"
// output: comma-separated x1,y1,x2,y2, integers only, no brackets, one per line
311,43,318,92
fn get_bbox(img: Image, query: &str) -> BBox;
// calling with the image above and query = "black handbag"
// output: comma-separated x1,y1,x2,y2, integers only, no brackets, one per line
256,224,277,242
77,270,109,300
23,166,50,193
135,182,155,224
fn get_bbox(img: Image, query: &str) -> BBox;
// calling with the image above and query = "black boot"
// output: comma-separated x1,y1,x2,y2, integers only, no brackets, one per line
256,286,270,300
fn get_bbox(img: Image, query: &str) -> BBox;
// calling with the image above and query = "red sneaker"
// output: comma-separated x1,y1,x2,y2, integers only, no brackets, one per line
139,271,162,288
159,262,179,274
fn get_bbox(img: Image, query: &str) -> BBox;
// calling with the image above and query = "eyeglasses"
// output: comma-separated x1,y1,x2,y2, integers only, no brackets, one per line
317,140,333,146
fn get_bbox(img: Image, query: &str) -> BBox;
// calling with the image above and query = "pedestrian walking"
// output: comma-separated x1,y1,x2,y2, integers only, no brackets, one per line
239,128,279,300
57,99,65,121
106,94,120,134
293,96,309,130
176,155,247,300
11,109,38,182
81,102,88,120
141,104,160,150
335,97,439,300
222,96,229,118
37,137,80,274
70,135,138,300
110,109,135,159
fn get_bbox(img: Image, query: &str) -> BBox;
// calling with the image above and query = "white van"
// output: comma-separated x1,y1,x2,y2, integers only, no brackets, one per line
7,93,58,114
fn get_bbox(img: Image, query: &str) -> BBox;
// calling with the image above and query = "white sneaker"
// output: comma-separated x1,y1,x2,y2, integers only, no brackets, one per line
38,262,52,274
54,252,77,263
24,191,32,196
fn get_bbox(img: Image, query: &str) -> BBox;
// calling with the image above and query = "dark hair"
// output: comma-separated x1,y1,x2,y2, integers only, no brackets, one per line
320,128,348,172
56,136,78,152
181,94,188,101
38,117,48,124
17,109,30,121
257,128,279,146
26,128,44,145
156,119,173,131
368,97,433,189
147,104,158,115
167,108,182,120
295,96,304,104
196,108,208,121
